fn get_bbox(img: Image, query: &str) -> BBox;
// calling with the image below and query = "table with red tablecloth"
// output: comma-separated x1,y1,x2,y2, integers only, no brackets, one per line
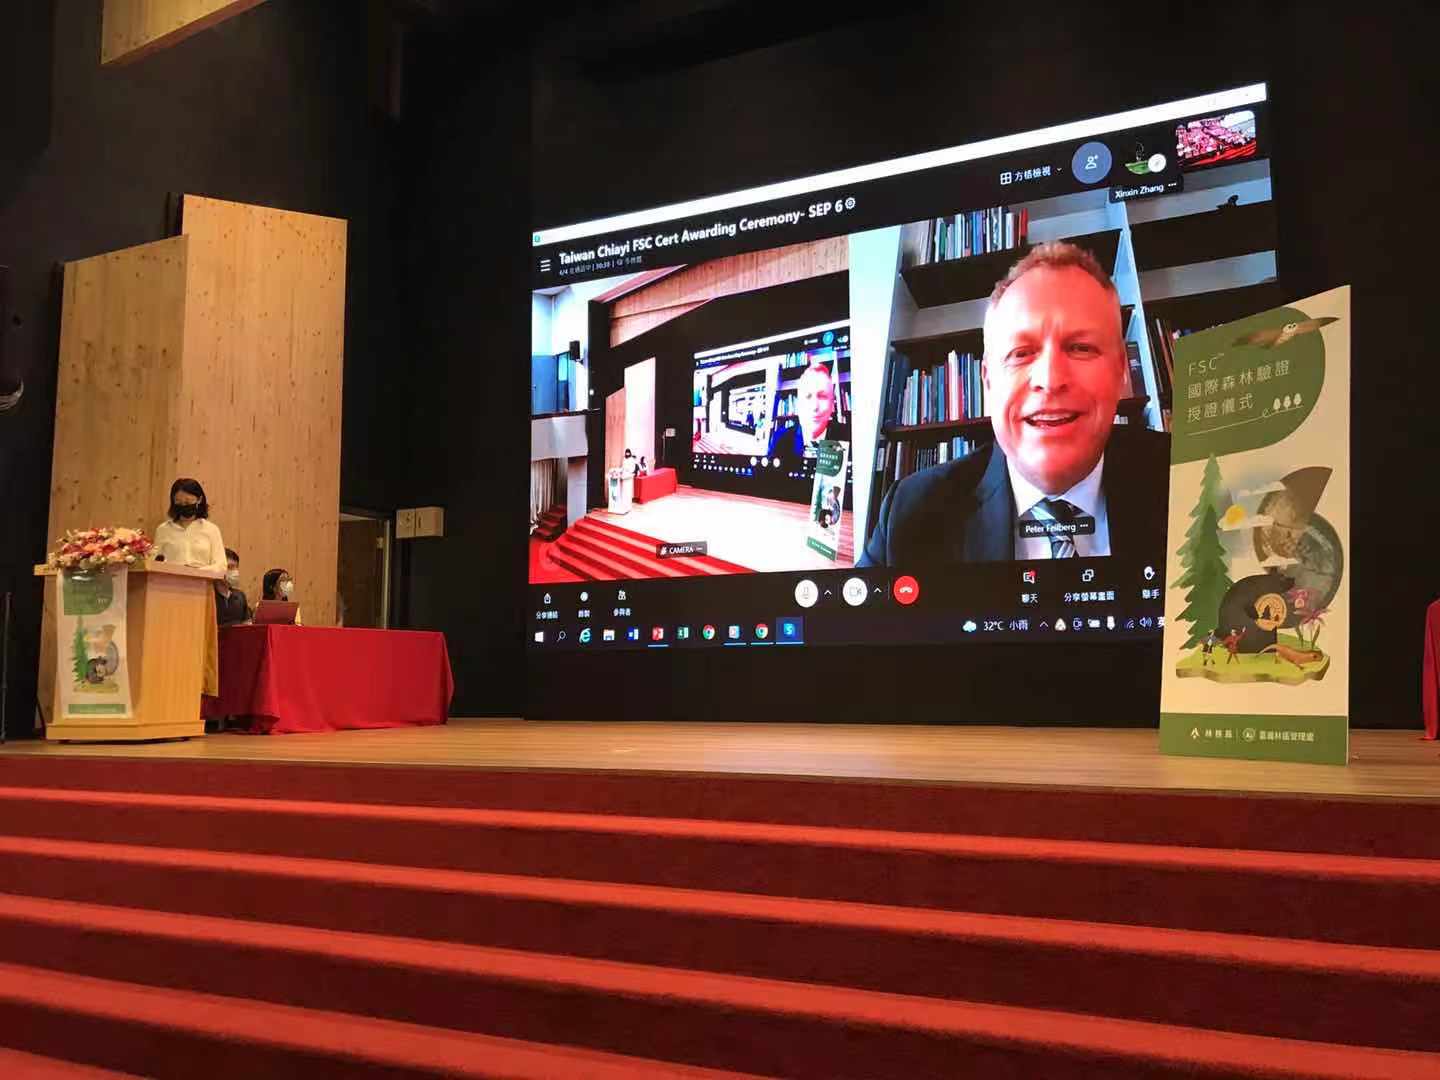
634,467,677,502
1423,599,1440,740
203,625,453,734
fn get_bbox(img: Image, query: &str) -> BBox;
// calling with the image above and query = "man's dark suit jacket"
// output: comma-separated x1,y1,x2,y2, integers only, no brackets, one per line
858,425,1171,567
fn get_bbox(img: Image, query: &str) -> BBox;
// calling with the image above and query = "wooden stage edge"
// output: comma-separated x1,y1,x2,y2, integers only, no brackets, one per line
1,720,1436,801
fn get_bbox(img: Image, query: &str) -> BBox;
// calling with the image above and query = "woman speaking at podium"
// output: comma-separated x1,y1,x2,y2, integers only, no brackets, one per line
153,477,227,705
154,479,227,574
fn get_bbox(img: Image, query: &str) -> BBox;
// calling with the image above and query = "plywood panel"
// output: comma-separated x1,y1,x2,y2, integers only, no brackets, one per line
609,238,848,347
41,237,191,719
605,389,626,475
177,194,346,626
101,0,268,66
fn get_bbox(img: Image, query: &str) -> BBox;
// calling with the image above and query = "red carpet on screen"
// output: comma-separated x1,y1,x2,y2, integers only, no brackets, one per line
0,756,1436,1077
534,515,753,582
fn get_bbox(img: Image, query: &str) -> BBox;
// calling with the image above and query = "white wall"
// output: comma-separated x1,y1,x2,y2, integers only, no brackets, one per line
848,226,904,552
530,414,588,461
623,357,656,467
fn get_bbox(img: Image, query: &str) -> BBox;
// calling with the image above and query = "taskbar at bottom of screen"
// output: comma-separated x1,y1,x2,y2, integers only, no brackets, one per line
529,609,1166,650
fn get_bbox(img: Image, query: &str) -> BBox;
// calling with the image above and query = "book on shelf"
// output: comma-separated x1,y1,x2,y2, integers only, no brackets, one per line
892,349,986,427
1125,340,1147,398
911,205,1029,267
870,342,996,529
870,432,988,522
1147,314,1177,408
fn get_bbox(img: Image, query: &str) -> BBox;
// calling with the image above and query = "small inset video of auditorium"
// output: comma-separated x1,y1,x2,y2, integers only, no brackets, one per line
529,242,856,583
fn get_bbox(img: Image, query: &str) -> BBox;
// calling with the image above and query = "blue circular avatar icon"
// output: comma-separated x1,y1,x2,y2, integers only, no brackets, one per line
1070,141,1113,185
822,331,834,345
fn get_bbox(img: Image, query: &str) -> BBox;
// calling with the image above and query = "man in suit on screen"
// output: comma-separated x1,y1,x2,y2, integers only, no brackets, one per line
858,241,1168,567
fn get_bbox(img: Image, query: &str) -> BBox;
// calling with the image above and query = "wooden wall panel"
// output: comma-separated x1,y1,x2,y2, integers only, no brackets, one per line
609,238,848,347
101,0,268,66
605,388,626,475
42,236,190,717
178,194,346,625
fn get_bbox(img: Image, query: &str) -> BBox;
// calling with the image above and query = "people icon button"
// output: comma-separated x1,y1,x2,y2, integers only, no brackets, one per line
1070,140,1112,184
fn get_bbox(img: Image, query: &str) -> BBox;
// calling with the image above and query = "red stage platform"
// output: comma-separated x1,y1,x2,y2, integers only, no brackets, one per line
0,723,1435,1078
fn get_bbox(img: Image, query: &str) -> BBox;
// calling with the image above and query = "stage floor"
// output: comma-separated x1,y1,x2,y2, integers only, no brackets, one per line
1,721,1435,801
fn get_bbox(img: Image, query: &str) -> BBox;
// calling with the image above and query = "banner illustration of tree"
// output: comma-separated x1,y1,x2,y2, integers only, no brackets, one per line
1159,287,1350,765
55,569,134,720
1171,454,1233,649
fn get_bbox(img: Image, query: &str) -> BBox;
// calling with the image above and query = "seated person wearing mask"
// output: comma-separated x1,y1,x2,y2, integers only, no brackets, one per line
215,548,250,625
859,242,1167,566
262,568,303,626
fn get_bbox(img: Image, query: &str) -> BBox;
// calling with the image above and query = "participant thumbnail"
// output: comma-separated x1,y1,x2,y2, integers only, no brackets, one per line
850,156,1277,568
529,240,857,583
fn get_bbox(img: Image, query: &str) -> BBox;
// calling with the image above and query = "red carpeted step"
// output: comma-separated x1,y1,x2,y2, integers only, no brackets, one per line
558,524,689,579
580,516,753,574
574,517,752,576
547,542,625,581
0,882,1436,1052
3,793,1438,949
0,962,773,1080
0,1048,142,1079
0,914,1433,1080
551,530,680,580
569,520,699,576
534,507,567,541
3,761,1438,861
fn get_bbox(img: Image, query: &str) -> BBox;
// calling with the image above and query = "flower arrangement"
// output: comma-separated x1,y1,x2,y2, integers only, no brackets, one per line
45,527,154,573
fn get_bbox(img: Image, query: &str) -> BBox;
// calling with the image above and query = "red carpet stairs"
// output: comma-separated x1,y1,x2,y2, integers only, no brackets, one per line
548,515,752,580
532,507,567,542
0,757,1436,1077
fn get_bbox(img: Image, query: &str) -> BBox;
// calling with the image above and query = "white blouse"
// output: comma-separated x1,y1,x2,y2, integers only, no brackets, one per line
153,517,227,575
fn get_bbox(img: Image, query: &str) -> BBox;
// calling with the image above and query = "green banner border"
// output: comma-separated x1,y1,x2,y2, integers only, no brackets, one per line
1160,712,1348,765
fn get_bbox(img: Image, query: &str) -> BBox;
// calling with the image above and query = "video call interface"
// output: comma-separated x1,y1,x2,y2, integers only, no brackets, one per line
529,85,1275,650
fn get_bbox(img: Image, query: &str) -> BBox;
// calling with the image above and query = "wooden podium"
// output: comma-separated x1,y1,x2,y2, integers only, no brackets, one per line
34,562,220,742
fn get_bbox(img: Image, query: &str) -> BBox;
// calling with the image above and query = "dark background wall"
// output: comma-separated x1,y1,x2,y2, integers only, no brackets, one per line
514,1,1439,726
4,0,1437,728
0,0,404,731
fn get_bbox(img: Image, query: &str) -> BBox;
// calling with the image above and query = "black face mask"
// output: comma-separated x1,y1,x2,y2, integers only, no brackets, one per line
172,503,198,519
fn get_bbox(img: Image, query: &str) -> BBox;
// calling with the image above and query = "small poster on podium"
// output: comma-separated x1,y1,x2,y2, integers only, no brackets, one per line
1159,287,1350,764
55,569,134,721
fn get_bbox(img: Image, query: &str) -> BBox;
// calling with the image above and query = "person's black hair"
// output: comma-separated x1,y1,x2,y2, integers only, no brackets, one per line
169,478,209,519
262,568,289,600
624,448,633,457
224,548,239,563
